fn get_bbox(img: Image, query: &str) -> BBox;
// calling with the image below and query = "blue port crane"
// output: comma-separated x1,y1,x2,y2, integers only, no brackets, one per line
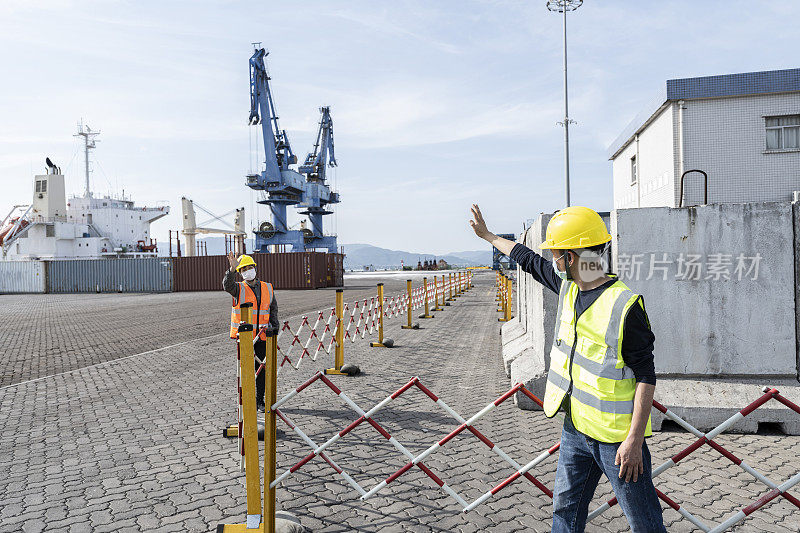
246,47,340,252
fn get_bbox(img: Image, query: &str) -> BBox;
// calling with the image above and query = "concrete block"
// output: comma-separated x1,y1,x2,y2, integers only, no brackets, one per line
500,317,524,375
500,317,524,345
613,203,797,377
510,347,547,411
651,377,800,435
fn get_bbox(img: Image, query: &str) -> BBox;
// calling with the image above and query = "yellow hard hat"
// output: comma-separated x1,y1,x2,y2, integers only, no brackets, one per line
236,255,257,271
539,206,611,250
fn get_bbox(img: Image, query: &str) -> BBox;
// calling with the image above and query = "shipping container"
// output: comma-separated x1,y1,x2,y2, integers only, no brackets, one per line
326,253,344,287
173,252,329,291
46,258,173,293
0,261,46,293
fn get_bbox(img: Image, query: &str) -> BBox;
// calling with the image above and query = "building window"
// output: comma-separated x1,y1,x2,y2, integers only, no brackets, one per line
766,115,800,150
45,224,55,237
630,155,637,185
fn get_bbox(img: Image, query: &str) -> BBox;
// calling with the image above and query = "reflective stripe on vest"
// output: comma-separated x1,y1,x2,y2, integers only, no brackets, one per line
230,281,273,340
542,278,652,443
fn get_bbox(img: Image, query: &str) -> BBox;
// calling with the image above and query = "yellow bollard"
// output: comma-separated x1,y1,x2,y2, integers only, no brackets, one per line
237,304,262,527
418,277,434,319
432,275,443,311
263,330,278,533
370,283,394,347
325,290,350,374
218,324,280,532
506,276,513,321
447,273,455,301
401,279,419,329
499,276,512,322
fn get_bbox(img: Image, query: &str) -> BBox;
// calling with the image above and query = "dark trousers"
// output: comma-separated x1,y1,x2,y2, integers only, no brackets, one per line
254,339,266,407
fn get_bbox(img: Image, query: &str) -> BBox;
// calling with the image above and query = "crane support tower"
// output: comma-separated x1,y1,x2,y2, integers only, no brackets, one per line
246,46,340,253
181,197,246,257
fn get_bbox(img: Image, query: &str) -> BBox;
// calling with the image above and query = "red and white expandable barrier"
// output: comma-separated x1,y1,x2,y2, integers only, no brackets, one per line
263,374,800,531
587,387,800,532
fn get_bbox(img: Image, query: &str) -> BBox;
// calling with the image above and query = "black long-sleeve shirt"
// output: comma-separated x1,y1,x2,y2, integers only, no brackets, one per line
510,243,656,385
223,269,279,332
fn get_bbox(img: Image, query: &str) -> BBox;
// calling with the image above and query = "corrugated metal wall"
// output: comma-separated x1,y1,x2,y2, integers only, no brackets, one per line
0,252,344,294
326,253,344,287
0,261,46,293
173,252,331,291
46,258,174,293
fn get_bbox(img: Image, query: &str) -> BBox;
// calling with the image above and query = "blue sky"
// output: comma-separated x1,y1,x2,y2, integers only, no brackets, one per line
1,1,799,254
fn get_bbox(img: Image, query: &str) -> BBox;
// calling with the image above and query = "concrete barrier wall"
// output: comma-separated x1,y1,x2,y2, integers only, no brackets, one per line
612,202,796,377
501,202,800,432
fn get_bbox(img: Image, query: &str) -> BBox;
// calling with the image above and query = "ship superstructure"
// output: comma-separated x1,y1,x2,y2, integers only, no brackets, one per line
0,123,169,260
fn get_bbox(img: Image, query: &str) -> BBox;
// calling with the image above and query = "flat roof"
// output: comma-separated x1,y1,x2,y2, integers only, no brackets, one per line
607,68,800,160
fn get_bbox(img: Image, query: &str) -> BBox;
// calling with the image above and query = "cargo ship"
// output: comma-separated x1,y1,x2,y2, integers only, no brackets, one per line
0,124,169,261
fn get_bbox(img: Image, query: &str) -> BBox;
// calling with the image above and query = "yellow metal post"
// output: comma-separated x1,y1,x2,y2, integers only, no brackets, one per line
505,277,513,321
447,273,454,301
370,283,390,347
418,277,434,319
237,305,262,527
263,330,278,533
401,279,418,329
325,289,348,374
432,276,443,311
499,276,512,322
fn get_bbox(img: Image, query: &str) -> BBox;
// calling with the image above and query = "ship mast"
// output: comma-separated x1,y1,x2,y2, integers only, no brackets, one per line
74,120,99,198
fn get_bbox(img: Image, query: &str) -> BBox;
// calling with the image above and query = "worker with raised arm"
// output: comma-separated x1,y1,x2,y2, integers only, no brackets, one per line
224,252,279,413
470,204,665,533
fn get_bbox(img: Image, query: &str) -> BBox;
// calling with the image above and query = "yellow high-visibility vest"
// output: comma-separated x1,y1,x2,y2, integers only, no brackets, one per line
543,278,652,443
230,281,273,341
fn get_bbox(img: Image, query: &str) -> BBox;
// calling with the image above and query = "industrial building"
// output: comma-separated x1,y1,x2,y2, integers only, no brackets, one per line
609,68,800,209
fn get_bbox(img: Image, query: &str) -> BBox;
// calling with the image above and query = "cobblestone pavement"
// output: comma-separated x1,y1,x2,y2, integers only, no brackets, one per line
0,275,413,387
1,271,799,532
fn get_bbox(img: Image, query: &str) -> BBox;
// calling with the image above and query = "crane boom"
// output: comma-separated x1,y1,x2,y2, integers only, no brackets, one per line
299,106,336,182
245,46,340,254
248,48,296,183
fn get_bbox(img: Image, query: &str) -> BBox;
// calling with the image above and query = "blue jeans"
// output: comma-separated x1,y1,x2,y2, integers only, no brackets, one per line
552,416,666,533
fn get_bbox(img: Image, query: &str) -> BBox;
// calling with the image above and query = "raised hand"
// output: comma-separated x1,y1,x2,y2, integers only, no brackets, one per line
469,204,490,239
227,251,238,270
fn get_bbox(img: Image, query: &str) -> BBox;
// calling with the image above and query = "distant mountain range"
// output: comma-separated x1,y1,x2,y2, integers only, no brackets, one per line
340,243,491,269
173,238,491,269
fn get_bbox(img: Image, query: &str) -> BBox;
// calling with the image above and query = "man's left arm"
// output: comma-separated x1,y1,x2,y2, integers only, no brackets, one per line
615,299,656,482
616,382,655,482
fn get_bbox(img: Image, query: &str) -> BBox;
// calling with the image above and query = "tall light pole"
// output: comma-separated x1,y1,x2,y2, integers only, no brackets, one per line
547,0,582,207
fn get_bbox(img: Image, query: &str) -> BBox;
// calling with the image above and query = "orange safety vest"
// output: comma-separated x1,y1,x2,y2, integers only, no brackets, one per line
230,281,274,341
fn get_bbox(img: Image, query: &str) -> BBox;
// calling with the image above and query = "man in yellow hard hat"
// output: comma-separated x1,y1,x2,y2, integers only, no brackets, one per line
224,252,278,412
470,204,665,533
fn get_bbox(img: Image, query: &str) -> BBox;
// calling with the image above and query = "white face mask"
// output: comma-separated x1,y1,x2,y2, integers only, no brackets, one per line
552,257,568,280
241,269,256,281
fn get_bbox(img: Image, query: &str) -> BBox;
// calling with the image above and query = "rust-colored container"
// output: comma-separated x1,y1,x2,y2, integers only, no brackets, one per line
326,253,344,287
173,252,329,291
